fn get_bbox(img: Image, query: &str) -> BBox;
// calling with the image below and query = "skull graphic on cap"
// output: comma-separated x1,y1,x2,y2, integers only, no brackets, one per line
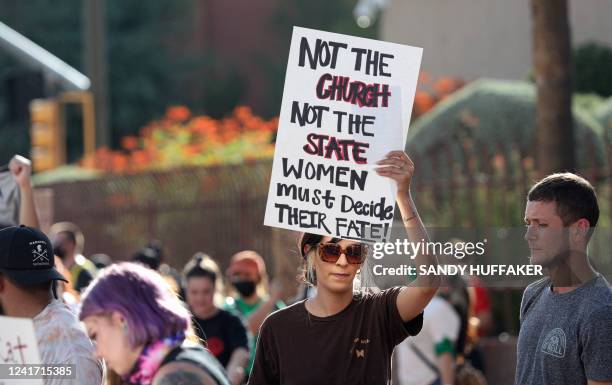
32,243,49,264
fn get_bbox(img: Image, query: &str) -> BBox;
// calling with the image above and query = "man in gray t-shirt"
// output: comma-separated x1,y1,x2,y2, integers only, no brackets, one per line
516,173,612,385
516,275,612,385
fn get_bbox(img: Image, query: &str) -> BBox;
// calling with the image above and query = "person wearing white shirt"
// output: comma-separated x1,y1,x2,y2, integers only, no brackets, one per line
396,295,460,385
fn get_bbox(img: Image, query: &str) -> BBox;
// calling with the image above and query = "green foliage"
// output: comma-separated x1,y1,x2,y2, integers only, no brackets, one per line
574,41,612,97
594,97,612,142
0,0,82,162
407,79,608,181
407,80,612,236
0,0,228,151
573,93,605,113
31,165,101,186
0,122,30,165
105,0,206,144
0,0,369,159
0,1,82,69
259,0,379,117
196,59,245,119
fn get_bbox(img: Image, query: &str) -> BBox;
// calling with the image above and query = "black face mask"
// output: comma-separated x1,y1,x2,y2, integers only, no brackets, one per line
233,280,256,297
53,245,66,259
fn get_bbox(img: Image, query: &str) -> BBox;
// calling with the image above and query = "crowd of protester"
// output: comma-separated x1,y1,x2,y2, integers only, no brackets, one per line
0,153,609,385
0,154,502,385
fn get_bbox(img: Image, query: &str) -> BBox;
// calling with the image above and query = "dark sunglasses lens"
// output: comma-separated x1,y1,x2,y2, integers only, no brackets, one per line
320,243,341,262
346,245,366,263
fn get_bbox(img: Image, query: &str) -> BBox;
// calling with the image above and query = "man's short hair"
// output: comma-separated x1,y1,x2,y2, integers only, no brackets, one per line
528,173,599,230
0,271,53,295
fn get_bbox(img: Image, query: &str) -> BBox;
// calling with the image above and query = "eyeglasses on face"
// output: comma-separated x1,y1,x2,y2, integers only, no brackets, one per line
317,242,368,264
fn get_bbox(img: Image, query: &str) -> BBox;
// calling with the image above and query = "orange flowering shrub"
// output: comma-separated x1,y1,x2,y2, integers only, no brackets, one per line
80,106,278,173
165,106,191,121
413,72,466,119
80,79,464,174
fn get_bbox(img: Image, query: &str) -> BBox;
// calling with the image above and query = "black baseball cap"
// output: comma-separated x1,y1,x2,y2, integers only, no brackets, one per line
0,225,67,285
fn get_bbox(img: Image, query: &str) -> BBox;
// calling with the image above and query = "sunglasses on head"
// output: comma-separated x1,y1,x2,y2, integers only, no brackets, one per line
317,242,368,264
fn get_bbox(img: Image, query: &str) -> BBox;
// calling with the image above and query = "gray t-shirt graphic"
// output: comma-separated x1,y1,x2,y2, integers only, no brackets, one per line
515,274,612,385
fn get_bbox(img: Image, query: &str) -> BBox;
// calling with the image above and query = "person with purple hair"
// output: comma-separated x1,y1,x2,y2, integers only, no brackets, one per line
79,262,231,385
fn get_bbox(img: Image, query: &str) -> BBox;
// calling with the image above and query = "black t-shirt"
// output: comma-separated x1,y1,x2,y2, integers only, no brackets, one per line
193,309,249,367
248,287,423,385
75,268,94,293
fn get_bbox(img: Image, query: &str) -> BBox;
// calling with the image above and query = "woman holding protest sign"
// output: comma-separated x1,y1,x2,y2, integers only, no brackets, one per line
79,262,231,385
248,151,440,385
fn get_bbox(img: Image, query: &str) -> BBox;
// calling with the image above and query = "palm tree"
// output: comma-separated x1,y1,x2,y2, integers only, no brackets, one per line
531,0,575,176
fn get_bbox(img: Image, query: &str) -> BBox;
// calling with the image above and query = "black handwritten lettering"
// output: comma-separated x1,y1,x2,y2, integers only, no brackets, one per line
276,183,309,201
298,38,348,70
281,158,368,191
351,48,394,77
379,53,393,77
335,217,387,241
340,195,394,220
275,184,335,208
333,111,375,137
275,203,332,233
290,101,329,128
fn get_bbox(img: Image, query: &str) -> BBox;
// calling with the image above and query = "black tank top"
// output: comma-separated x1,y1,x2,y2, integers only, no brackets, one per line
159,343,231,385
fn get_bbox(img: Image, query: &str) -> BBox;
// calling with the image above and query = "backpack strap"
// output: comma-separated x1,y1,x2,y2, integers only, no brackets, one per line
409,343,440,377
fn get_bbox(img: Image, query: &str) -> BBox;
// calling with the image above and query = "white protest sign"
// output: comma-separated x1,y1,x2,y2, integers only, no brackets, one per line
264,26,422,242
0,316,43,385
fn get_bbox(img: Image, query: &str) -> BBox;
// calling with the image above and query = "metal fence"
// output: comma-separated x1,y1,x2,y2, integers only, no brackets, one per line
36,162,297,278
35,134,611,304
407,133,611,228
